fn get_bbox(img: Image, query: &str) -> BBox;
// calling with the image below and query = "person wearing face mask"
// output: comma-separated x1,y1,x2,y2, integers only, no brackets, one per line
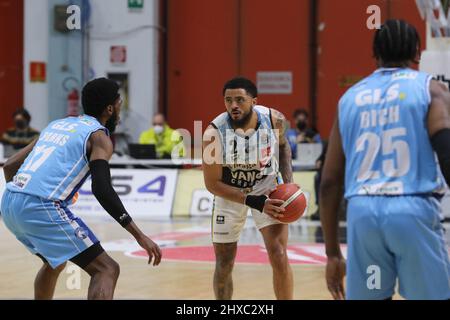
286,108,321,160
2,109,40,150
1,78,161,300
139,113,184,159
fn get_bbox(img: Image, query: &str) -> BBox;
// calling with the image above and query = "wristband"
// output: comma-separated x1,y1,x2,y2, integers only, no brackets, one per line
245,194,268,212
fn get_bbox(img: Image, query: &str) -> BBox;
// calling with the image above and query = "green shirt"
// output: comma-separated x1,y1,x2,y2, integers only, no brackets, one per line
139,125,184,158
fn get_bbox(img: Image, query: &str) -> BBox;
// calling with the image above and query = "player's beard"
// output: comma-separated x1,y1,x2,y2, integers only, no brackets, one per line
105,110,118,134
229,106,253,128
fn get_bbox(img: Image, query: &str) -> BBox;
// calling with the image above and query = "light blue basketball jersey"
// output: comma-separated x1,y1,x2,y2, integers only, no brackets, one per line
339,68,445,198
7,115,107,203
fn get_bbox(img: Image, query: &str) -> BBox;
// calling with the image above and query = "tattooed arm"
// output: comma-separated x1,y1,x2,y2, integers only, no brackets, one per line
271,109,293,183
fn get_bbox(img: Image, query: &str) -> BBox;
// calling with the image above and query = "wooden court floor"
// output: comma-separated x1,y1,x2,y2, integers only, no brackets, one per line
0,216,438,300
0,216,334,300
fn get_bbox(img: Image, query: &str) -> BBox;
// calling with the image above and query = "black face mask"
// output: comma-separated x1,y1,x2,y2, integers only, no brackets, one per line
296,121,307,131
15,119,27,130
105,110,118,134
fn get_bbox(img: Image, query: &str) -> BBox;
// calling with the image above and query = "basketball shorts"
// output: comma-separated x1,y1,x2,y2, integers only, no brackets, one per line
346,195,450,300
1,189,100,269
211,177,284,243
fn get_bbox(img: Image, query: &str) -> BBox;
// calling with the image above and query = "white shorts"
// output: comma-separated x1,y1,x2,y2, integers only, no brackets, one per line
211,177,283,243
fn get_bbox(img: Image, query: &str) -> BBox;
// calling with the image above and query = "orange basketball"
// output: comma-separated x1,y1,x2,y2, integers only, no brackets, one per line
269,183,307,223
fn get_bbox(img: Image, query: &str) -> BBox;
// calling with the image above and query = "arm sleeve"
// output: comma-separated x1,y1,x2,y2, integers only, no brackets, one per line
89,159,133,227
431,128,450,186
245,195,268,212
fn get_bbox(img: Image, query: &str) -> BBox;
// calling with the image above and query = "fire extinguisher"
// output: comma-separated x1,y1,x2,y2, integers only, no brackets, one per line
67,89,80,116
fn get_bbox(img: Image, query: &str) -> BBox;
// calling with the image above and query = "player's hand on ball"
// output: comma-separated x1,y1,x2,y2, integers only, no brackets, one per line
263,189,285,218
326,256,346,300
137,235,162,266
263,198,285,218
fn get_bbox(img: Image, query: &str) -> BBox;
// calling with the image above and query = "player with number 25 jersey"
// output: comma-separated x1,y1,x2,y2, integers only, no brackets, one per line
320,20,450,300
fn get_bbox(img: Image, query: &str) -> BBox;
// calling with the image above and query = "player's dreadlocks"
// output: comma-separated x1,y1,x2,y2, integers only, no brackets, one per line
373,19,421,67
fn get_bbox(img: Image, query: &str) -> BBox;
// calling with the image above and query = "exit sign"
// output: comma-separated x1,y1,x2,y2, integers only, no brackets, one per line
128,0,144,9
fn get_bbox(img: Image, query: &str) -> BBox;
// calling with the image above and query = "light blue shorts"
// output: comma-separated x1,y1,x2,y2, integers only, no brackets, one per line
1,190,99,268
346,195,450,300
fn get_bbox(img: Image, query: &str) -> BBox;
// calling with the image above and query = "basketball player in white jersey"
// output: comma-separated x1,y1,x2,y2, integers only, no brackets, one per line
203,77,294,299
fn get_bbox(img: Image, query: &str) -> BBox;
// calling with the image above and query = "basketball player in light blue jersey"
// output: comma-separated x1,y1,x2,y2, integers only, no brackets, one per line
320,20,450,300
1,78,161,299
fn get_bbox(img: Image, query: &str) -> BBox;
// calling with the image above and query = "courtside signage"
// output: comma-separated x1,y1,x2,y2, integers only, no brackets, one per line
72,169,178,218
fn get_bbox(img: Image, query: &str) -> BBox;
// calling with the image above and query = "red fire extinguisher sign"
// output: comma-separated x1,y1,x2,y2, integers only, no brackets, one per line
67,89,80,116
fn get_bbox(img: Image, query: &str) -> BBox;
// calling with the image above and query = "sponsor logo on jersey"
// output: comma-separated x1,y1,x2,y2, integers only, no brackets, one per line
391,71,418,81
51,121,79,132
79,117,96,126
355,83,401,107
75,227,88,240
12,173,32,189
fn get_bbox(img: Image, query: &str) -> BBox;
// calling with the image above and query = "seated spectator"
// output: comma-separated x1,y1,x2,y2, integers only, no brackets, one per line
286,109,321,159
311,140,328,221
2,109,40,150
139,113,184,159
